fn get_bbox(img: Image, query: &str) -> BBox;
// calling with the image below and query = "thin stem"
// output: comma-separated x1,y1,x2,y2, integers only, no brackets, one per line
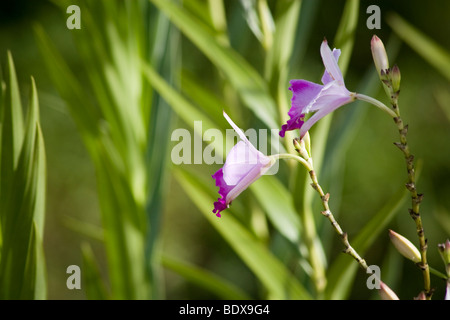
272,153,312,171
354,93,397,118
276,153,369,272
428,266,448,280
392,109,431,299
355,92,432,297
274,153,327,295
308,169,369,271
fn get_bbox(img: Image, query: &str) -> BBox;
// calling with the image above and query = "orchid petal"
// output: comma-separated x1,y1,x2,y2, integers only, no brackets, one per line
320,40,344,84
280,40,354,138
212,168,233,217
223,111,254,149
213,114,275,217
321,48,341,85
279,80,322,137
299,83,354,137
223,141,269,185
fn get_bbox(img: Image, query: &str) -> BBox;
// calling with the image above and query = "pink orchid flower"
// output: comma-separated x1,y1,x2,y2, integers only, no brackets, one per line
212,112,275,217
280,40,355,139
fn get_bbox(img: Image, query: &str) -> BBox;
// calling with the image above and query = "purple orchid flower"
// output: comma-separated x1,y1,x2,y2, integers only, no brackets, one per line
279,40,355,139
212,112,275,217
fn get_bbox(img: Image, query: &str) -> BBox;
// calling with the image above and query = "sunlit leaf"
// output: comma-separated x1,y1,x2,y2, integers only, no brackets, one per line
149,0,279,130
162,255,251,300
174,167,311,300
387,12,450,81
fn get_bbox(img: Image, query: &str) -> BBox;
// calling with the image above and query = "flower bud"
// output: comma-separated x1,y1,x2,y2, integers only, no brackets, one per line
438,239,450,277
391,64,401,93
371,35,390,76
379,281,399,300
438,239,450,265
293,138,309,160
303,131,311,158
389,229,421,263
414,291,426,300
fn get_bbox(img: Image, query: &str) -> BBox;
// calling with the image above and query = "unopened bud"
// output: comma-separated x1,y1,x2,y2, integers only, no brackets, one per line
438,239,450,276
371,35,389,77
293,138,309,160
303,131,311,157
379,281,399,300
389,229,421,263
438,239,450,264
414,291,426,300
391,64,401,93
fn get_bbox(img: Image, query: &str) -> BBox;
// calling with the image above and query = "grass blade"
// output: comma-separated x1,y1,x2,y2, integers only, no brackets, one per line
174,167,311,300
81,242,109,300
0,55,46,299
387,12,450,81
162,255,251,300
324,186,408,299
149,0,278,130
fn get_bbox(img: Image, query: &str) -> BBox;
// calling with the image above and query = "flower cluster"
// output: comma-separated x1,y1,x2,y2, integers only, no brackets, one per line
213,40,356,217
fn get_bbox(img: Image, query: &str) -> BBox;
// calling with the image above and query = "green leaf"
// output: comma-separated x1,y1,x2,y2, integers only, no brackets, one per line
162,255,251,300
91,145,149,299
81,242,109,300
0,52,24,218
250,176,301,244
33,24,100,144
174,167,311,300
0,56,47,299
180,70,230,127
286,0,360,297
387,12,450,81
149,0,278,130
264,0,302,146
145,13,177,299
36,2,153,300
142,61,231,158
320,37,402,300
333,0,359,74
324,186,408,299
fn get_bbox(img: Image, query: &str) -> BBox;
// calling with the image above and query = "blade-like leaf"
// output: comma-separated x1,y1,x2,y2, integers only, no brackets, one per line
149,0,279,130
0,52,24,222
321,37,402,300
0,56,46,299
145,11,178,299
387,12,450,81
81,242,109,300
250,176,301,244
174,167,311,300
142,61,232,158
287,0,360,297
33,24,100,143
333,0,359,74
324,186,408,299
162,255,251,300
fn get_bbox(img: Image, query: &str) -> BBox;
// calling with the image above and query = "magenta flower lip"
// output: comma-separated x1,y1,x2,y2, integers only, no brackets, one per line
212,112,275,217
280,40,355,139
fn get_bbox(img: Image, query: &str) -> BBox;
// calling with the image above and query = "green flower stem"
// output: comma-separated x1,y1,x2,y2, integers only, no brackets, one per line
428,266,448,280
275,154,369,272
354,93,398,118
272,153,312,171
274,153,326,295
308,169,369,272
391,104,431,299
355,92,432,298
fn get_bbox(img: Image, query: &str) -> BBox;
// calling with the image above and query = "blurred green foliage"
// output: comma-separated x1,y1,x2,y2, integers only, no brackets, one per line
0,0,449,300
